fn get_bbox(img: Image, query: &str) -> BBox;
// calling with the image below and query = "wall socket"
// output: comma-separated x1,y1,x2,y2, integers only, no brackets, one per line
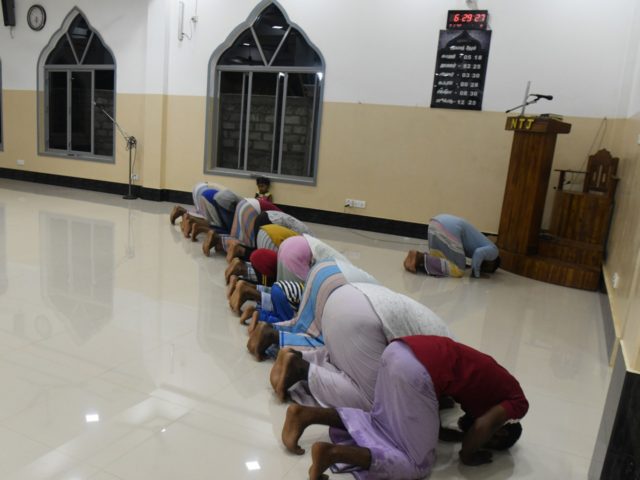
16,159,25,166
131,174,139,181
345,198,366,208
612,272,620,289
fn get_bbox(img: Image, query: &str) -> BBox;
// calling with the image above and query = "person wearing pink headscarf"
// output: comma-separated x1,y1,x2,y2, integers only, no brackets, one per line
276,235,314,281
230,234,350,322
235,235,315,328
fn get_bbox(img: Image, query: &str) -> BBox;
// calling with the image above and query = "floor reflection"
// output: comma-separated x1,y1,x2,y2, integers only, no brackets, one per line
39,212,115,343
0,180,611,479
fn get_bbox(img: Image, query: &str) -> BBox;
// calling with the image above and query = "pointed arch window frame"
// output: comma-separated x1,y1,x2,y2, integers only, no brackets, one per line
36,8,117,163
204,1,326,185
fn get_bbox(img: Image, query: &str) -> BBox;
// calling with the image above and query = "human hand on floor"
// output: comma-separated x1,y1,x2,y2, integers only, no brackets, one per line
459,448,493,466
439,427,464,442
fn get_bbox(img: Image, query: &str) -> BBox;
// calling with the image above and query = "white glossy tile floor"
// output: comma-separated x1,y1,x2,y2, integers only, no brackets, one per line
0,179,611,479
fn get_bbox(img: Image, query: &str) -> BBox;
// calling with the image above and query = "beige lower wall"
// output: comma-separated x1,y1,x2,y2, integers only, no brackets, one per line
162,96,624,233
0,90,624,232
606,113,640,372
0,91,149,186
2,88,639,365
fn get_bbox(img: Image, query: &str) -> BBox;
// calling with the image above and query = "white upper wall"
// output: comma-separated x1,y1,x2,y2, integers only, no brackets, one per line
625,1,640,116
0,0,150,92
1,0,639,118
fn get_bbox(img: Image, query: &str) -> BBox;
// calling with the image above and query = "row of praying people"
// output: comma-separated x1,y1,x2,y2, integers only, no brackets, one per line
169,182,522,480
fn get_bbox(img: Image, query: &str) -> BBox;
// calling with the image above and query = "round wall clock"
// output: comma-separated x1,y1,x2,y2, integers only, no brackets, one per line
27,5,46,31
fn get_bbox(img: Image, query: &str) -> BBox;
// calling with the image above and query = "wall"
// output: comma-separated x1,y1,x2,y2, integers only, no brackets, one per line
605,114,640,372
0,0,638,234
162,0,638,232
602,0,640,372
3,2,640,473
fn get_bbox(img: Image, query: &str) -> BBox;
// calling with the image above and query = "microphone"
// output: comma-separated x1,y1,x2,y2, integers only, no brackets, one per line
529,94,553,100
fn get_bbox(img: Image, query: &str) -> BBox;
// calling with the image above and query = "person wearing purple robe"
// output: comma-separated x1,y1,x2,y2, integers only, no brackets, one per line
281,341,440,479
281,336,528,479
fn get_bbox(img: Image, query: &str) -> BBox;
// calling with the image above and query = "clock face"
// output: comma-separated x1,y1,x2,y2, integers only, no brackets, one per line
447,10,488,30
27,5,46,31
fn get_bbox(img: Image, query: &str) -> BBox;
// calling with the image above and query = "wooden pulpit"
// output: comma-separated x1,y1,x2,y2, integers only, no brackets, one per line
496,116,612,290
497,116,616,290
498,116,571,255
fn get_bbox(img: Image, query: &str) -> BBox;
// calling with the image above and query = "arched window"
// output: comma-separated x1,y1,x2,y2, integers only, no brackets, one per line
205,1,325,184
38,10,116,161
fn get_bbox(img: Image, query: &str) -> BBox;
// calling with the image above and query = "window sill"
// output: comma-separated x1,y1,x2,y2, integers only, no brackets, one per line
39,150,115,164
207,167,316,186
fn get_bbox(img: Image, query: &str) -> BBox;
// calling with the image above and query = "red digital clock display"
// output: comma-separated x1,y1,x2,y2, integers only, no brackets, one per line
447,10,488,30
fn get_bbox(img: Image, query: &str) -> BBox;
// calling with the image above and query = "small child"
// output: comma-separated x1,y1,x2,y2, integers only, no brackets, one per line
255,176,273,202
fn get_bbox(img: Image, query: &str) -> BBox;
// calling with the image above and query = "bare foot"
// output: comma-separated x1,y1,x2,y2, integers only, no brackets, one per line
225,258,247,284
227,275,239,298
229,280,258,314
202,230,219,257
403,250,420,273
309,442,336,480
247,309,260,334
270,348,303,402
226,241,246,263
228,280,246,314
190,223,211,242
170,205,187,225
246,321,278,360
181,213,194,237
239,305,256,326
282,404,308,455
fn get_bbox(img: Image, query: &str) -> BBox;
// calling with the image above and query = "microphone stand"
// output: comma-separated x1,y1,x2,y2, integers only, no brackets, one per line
95,102,138,200
505,96,545,114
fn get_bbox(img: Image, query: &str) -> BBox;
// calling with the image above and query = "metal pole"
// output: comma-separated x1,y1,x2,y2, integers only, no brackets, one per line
520,81,531,116
94,101,138,200
123,136,137,199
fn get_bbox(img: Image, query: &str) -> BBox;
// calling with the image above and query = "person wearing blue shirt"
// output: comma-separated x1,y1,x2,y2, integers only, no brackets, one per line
404,214,500,278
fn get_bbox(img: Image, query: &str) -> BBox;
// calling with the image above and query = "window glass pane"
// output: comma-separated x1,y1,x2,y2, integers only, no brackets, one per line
82,35,115,65
247,73,278,173
42,13,116,159
71,71,92,152
217,71,247,169
218,30,264,66
280,73,317,176
68,15,91,62
46,37,77,65
272,29,321,67
253,4,288,64
48,71,68,149
210,5,323,180
93,70,114,156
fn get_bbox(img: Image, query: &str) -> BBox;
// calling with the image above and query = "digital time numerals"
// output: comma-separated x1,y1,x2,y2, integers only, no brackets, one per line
447,10,488,30
451,13,486,23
